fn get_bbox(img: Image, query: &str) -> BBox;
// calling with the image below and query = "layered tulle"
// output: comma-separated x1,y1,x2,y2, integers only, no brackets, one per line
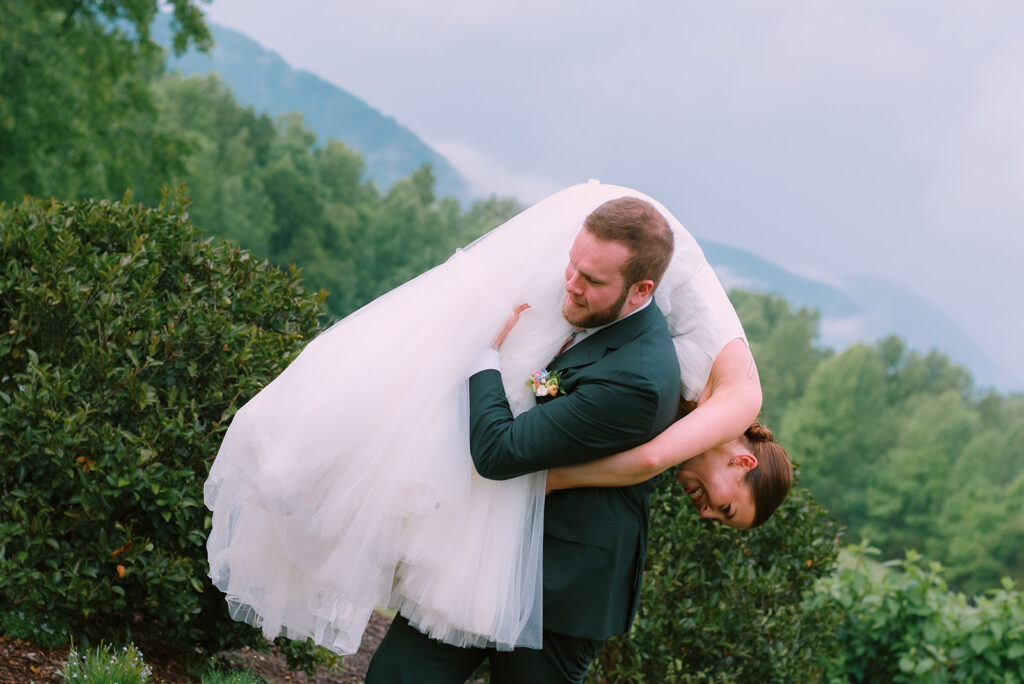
204,180,745,654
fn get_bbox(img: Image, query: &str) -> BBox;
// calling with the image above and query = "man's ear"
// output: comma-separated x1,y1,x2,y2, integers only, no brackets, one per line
629,279,655,304
729,453,758,470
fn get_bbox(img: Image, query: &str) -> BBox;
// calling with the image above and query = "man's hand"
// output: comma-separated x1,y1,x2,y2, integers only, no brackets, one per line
491,303,530,349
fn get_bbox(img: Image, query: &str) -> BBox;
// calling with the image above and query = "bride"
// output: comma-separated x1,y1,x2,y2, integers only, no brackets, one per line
204,180,779,656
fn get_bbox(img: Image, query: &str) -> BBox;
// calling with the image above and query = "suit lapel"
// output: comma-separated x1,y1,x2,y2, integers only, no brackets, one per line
548,303,659,374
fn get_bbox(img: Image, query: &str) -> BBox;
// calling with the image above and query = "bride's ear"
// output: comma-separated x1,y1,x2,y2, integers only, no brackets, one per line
727,453,758,470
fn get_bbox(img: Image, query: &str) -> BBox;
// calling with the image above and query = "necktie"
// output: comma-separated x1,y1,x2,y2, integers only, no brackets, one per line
558,329,583,355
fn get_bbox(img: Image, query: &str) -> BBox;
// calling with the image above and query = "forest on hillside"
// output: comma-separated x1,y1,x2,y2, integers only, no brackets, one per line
3,2,1023,681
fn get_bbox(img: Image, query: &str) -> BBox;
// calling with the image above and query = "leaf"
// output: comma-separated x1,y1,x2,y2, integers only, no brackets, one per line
969,633,990,654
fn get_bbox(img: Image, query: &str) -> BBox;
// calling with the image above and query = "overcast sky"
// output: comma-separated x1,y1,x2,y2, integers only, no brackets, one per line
204,0,1024,392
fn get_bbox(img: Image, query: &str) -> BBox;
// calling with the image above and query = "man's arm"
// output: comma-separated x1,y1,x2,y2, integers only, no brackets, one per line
545,338,762,490
469,367,661,480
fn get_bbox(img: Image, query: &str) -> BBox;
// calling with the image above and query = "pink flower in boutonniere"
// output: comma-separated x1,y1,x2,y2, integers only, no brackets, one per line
527,369,564,397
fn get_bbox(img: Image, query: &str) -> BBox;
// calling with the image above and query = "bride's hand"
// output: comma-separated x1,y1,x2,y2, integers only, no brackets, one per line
491,303,530,349
545,468,565,495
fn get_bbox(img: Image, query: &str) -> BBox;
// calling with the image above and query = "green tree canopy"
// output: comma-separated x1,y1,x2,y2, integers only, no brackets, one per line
729,289,829,428
781,343,892,529
0,0,208,203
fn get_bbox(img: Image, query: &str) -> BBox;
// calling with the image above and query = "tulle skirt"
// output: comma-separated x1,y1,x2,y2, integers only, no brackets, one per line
204,180,745,654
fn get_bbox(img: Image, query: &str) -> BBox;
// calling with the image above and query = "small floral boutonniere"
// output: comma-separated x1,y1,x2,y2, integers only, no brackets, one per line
527,369,564,397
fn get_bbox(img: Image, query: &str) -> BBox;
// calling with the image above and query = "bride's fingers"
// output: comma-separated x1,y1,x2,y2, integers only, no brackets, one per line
492,303,531,348
507,303,530,327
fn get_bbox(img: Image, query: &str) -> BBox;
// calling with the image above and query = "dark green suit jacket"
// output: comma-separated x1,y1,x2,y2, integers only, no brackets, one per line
469,302,680,640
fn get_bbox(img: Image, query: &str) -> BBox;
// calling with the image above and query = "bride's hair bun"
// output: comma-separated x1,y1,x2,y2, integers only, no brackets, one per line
744,421,774,443
741,419,790,528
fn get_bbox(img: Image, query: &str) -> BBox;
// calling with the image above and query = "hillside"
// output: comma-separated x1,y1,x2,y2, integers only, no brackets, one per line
701,241,1004,387
153,16,473,202
154,15,1006,389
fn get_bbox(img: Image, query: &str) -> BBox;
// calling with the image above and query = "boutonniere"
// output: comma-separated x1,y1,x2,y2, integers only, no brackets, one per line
527,369,564,397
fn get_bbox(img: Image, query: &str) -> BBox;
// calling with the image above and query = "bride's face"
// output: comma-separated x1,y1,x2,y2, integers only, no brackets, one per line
562,229,631,328
676,446,756,529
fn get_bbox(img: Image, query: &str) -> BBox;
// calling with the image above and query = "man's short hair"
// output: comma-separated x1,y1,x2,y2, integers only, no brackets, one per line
583,197,674,289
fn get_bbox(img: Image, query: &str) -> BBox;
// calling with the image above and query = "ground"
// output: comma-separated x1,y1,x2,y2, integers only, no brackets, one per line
0,612,392,683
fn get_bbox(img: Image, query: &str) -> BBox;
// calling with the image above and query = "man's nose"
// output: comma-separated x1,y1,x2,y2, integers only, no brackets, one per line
565,270,583,294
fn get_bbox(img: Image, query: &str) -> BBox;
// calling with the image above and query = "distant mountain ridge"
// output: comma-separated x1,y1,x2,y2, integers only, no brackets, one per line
701,240,1005,389
157,16,1008,391
153,15,472,202
701,242,861,317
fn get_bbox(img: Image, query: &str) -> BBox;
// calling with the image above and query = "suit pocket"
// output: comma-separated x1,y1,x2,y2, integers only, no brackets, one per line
544,514,615,549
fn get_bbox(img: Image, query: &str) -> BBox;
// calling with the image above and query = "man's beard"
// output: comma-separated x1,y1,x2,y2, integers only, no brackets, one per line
562,285,631,329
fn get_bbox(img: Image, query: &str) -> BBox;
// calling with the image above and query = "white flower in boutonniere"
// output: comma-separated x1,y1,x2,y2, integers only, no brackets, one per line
527,369,564,397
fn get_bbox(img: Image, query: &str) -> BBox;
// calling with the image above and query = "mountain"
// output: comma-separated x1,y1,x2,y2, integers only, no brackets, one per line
701,241,862,318
702,240,1006,389
152,16,472,202
154,17,1008,391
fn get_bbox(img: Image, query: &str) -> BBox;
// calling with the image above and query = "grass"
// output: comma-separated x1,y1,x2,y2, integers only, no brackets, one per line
60,642,152,683
200,664,267,684
55,642,267,684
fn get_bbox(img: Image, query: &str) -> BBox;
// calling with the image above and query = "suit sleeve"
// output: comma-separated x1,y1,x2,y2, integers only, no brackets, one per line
468,368,661,480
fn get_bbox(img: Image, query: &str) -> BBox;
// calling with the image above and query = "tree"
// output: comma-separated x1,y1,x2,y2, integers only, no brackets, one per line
729,290,829,429
152,72,278,254
0,0,208,202
939,396,1024,591
860,390,980,558
153,73,522,321
781,344,891,531
878,335,972,407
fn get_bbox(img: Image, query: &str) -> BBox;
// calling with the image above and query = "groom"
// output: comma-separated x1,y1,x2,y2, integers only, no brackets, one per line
366,197,681,683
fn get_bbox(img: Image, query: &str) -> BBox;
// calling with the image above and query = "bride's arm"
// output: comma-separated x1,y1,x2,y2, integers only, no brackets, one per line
546,338,762,491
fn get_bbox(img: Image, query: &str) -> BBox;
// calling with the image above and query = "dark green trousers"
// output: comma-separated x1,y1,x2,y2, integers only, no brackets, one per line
365,614,604,683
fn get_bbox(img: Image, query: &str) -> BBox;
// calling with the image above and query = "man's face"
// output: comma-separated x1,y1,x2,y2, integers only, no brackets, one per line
562,229,632,328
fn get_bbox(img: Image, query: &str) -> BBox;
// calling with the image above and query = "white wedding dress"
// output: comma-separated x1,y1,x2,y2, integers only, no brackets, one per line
204,180,745,655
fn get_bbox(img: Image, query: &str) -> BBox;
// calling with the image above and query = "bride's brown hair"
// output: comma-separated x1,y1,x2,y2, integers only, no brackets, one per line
740,422,792,528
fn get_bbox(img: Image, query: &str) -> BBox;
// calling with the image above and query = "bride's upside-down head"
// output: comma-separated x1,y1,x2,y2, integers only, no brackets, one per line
676,418,793,529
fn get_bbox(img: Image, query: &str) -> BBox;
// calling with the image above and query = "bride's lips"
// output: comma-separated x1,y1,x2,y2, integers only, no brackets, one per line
684,483,706,510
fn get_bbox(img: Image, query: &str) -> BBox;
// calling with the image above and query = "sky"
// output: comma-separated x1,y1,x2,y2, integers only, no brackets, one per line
203,0,1024,391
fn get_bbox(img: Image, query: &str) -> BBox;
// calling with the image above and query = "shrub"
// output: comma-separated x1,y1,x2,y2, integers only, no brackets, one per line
810,543,1024,682
0,608,71,649
0,191,324,654
591,477,842,682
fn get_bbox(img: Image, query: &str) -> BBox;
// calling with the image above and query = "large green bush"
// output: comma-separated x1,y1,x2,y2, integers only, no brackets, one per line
0,192,324,651
810,544,1024,682
590,477,842,682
